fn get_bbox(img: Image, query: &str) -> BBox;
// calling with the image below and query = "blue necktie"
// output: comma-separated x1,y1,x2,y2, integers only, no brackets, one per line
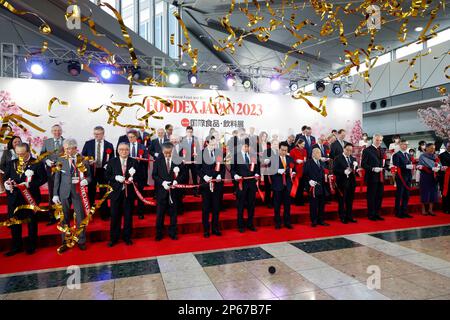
245,153,250,165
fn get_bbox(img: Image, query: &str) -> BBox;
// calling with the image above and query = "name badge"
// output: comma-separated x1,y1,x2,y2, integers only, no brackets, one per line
72,177,80,184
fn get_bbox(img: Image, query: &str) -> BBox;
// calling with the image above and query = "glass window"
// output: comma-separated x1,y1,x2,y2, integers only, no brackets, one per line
372,52,391,67
155,0,164,51
427,28,450,47
122,0,135,31
395,41,424,59
139,0,150,41
168,4,179,58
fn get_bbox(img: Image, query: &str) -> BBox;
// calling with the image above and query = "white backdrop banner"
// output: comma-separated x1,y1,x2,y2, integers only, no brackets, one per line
0,78,362,150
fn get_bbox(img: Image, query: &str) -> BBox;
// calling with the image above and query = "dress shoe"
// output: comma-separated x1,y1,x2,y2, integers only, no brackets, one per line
404,214,413,218
26,247,36,255
212,230,222,236
376,216,385,221
58,245,69,254
170,234,178,240
284,224,293,229
138,215,144,220
78,243,87,251
348,218,357,223
238,228,245,233
311,223,317,227
340,219,348,224
107,241,116,247
4,248,23,257
318,222,330,226
204,232,210,238
395,214,405,219
275,224,281,230
125,240,133,246
155,235,163,241
428,212,436,216
247,226,257,232
368,217,378,221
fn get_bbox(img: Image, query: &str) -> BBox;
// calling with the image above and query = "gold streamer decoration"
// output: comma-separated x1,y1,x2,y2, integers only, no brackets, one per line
48,97,69,117
173,11,198,75
0,0,51,34
292,89,327,117
409,72,420,90
209,94,233,116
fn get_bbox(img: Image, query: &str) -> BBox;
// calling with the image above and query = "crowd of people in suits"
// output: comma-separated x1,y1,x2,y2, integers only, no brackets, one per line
0,122,449,257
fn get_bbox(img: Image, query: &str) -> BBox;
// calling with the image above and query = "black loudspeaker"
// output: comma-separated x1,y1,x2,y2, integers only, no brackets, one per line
370,101,377,110
380,99,387,108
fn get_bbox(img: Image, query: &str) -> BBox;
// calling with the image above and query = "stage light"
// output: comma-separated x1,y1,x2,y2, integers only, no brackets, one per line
270,77,281,91
414,26,423,32
242,77,252,89
225,72,236,87
168,72,180,85
188,71,198,84
29,60,44,75
289,80,298,92
332,83,342,95
100,67,112,80
67,60,81,76
315,80,325,92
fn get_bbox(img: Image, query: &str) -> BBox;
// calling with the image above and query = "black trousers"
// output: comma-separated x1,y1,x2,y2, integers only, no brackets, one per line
156,194,178,237
135,182,146,216
263,175,272,206
201,188,221,232
309,194,325,224
236,186,256,229
273,187,291,226
88,168,109,219
337,185,355,220
8,207,37,251
186,163,198,185
294,176,305,205
367,182,384,218
110,192,133,243
47,170,56,220
395,177,410,216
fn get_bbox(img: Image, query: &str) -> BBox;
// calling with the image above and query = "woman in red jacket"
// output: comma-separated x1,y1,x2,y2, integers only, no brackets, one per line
290,139,307,205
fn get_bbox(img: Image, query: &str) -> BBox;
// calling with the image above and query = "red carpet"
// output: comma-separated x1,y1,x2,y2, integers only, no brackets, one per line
0,212,449,275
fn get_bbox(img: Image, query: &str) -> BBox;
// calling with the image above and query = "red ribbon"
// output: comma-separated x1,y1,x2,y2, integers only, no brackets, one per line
16,183,38,207
129,180,156,205
358,168,365,192
391,166,413,191
76,182,91,218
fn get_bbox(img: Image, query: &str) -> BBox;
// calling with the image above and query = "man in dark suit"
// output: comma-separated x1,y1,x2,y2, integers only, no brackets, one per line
333,143,358,224
282,135,296,152
361,134,386,221
329,129,348,159
152,142,186,241
312,136,331,158
3,143,47,256
392,139,414,219
294,125,308,146
105,143,139,247
198,136,226,237
81,126,115,220
128,129,149,220
40,124,64,225
299,126,316,158
270,142,295,229
303,148,329,227
164,124,173,141
52,139,92,252
117,128,149,152
231,140,260,233
116,128,132,154
148,128,168,159
439,141,450,214
180,126,200,195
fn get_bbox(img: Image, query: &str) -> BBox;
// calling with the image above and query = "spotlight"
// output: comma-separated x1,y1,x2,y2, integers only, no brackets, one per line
100,67,112,80
168,71,180,85
414,26,423,32
242,77,252,89
315,80,325,92
332,83,342,95
270,77,281,91
225,72,236,87
28,60,44,75
188,71,198,84
289,80,298,92
67,60,81,76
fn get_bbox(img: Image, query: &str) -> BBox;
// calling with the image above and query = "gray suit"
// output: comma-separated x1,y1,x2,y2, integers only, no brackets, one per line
53,154,92,244
41,137,65,216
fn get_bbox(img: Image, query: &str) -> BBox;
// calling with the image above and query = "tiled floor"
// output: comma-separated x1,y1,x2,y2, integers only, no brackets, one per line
1,225,450,300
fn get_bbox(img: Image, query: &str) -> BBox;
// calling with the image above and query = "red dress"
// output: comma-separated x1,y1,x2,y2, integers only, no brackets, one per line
290,147,307,177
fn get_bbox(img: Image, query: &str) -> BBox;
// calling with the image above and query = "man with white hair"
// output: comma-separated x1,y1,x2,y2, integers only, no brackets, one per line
52,138,92,252
149,128,168,159
40,124,64,226
361,134,386,221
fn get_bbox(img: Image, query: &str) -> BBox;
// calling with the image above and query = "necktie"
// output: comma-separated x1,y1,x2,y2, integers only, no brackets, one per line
245,153,250,165
347,156,352,167
307,136,310,145
96,141,102,167
404,152,409,162
55,139,60,150
281,157,286,169
159,138,162,145
211,150,214,159
316,159,320,167
121,159,126,175
132,143,136,158
166,157,171,172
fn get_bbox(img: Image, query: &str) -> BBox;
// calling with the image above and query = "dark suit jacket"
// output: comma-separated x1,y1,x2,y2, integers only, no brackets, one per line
270,155,295,191
81,139,115,168
152,156,186,200
303,158,327,196
361,145,385,183
53,155,92,199
333,154,357,189
299,135,316,158
392,150,413,183
312,143,330,158
330,140,348,159
4,157,47,206
105,156,139,201
230,152,260,191
129,142,149,186
198,148,226,191
148,137,168,159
